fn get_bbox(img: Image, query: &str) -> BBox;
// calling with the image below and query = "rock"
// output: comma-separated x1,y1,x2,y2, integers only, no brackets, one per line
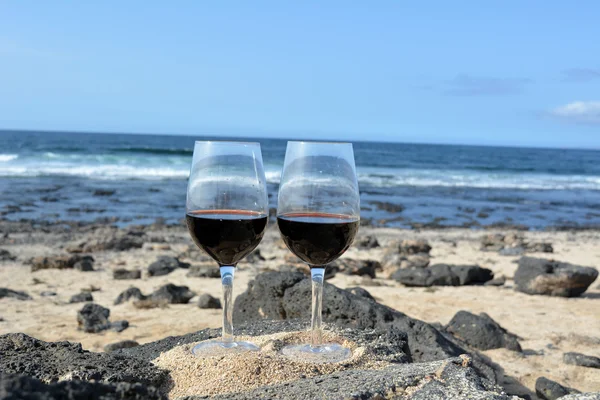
244,249,265,263
232,272,499,382
40,291,57,297
445,311,522,352
148,256,190,276
0,288,32,301
77,303,111,333
346,287,375,301
355,235,380,249
74,258,94,271
0,249,16,261
499,247,525,256
186,263,220,278
402,254,431,269
114,287,146,305
485,276,507,286
381,252,430,273
399,239,432,255
514,257,598,297
535,377,579,400
333,258,380,278
0,372,166,400
0,333,168,387
70,292,93,303
527,242,554,253
30,254,95,272
198,293,221,309
66,232,144,253
93,189,116,196
150,284,195,304
113,269,142,280
110,320,129,332
104,340,140,352
563,352,600,368
392,264,493,287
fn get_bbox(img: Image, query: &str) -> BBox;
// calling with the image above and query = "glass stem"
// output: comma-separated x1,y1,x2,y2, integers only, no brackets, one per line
220,266,235,344
310,267,325,347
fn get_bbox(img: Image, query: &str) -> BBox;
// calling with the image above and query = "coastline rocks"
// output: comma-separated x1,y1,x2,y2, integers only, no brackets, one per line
392,264,493,287
445,311,522,352
399,239,432,255
0,333,168,387
535,377,580,400
563,352,600,368
104,340,140,352
114,287,145,305
186,263,220,278
232,271,499,384
481,233,553,254
0,373,166,400
113,269,142,280
198,293,221,309
355,235,380,249
70,292,93,303
148,256,190,277
332,258,380,278
0,249,16,261
514,257,598,297
66,232,144,253
30,255,95,272
0,288,32,301
76,303,110,333
346,287,375,301
150,284,195,304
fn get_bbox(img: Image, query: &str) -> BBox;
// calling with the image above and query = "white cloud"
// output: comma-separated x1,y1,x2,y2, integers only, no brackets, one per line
550,101,600,124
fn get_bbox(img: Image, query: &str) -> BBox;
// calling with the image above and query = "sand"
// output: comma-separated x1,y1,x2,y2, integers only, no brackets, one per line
153,331,385,398
1,226,599,397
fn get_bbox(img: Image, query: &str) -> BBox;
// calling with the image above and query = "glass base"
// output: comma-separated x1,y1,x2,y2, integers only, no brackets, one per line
191,340,260,357
281,343,351,363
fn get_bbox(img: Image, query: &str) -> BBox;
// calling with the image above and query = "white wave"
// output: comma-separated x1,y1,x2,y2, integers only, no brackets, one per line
0,164,189,180
0,154,18,162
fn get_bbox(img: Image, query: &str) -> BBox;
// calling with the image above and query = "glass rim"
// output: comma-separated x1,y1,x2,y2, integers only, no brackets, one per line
194,140,261,146
287,140,352,145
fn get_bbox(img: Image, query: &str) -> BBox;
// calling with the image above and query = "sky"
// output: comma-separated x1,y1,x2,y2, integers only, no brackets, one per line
0,1,599,149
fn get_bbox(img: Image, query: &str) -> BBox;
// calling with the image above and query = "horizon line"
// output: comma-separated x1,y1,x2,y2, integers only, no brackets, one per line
0,127,598,152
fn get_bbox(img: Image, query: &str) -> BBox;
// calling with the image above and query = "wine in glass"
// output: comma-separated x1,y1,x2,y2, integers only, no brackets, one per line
277,141,360,362
186,141,268,356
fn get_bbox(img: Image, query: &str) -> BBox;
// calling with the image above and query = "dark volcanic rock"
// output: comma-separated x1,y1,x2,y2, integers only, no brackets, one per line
0,372,166,400
355,235,380,249
104,340,140,353
198,293,221,309
148,256,190,277
186,263,220,278
0,249,16,261
346,287,375,301
399,239,432,255
392,264,493,287
114,287,146,305
150,284,194,304
232,271,498,383
514,257,598,297
0,288,32,301
66,232,144,253
535,377,579,400
445,311,522,352
110,320,129,333
77,303,111,333
74,258,95,271
70,292,94,303
113,269,142,280
30,254,95,272
333,258,380,278
40,291,57,297
485,276,507,286
0,333,168,387
563,352,600,368
202,355,511,400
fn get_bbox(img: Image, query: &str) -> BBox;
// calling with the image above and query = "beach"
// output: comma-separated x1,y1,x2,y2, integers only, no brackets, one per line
1,221,599,398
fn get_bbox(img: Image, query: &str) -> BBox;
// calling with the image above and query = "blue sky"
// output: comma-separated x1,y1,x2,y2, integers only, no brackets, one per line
1,1,599,148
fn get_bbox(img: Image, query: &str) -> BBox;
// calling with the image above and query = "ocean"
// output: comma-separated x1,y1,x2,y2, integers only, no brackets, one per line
1,130,599,229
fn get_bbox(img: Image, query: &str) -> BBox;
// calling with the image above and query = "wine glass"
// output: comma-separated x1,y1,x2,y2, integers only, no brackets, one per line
186,141,268,356
277,141,360,362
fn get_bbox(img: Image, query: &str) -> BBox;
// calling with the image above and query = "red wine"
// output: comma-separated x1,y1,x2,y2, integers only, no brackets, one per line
277,212,359,266
186,210,268,266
